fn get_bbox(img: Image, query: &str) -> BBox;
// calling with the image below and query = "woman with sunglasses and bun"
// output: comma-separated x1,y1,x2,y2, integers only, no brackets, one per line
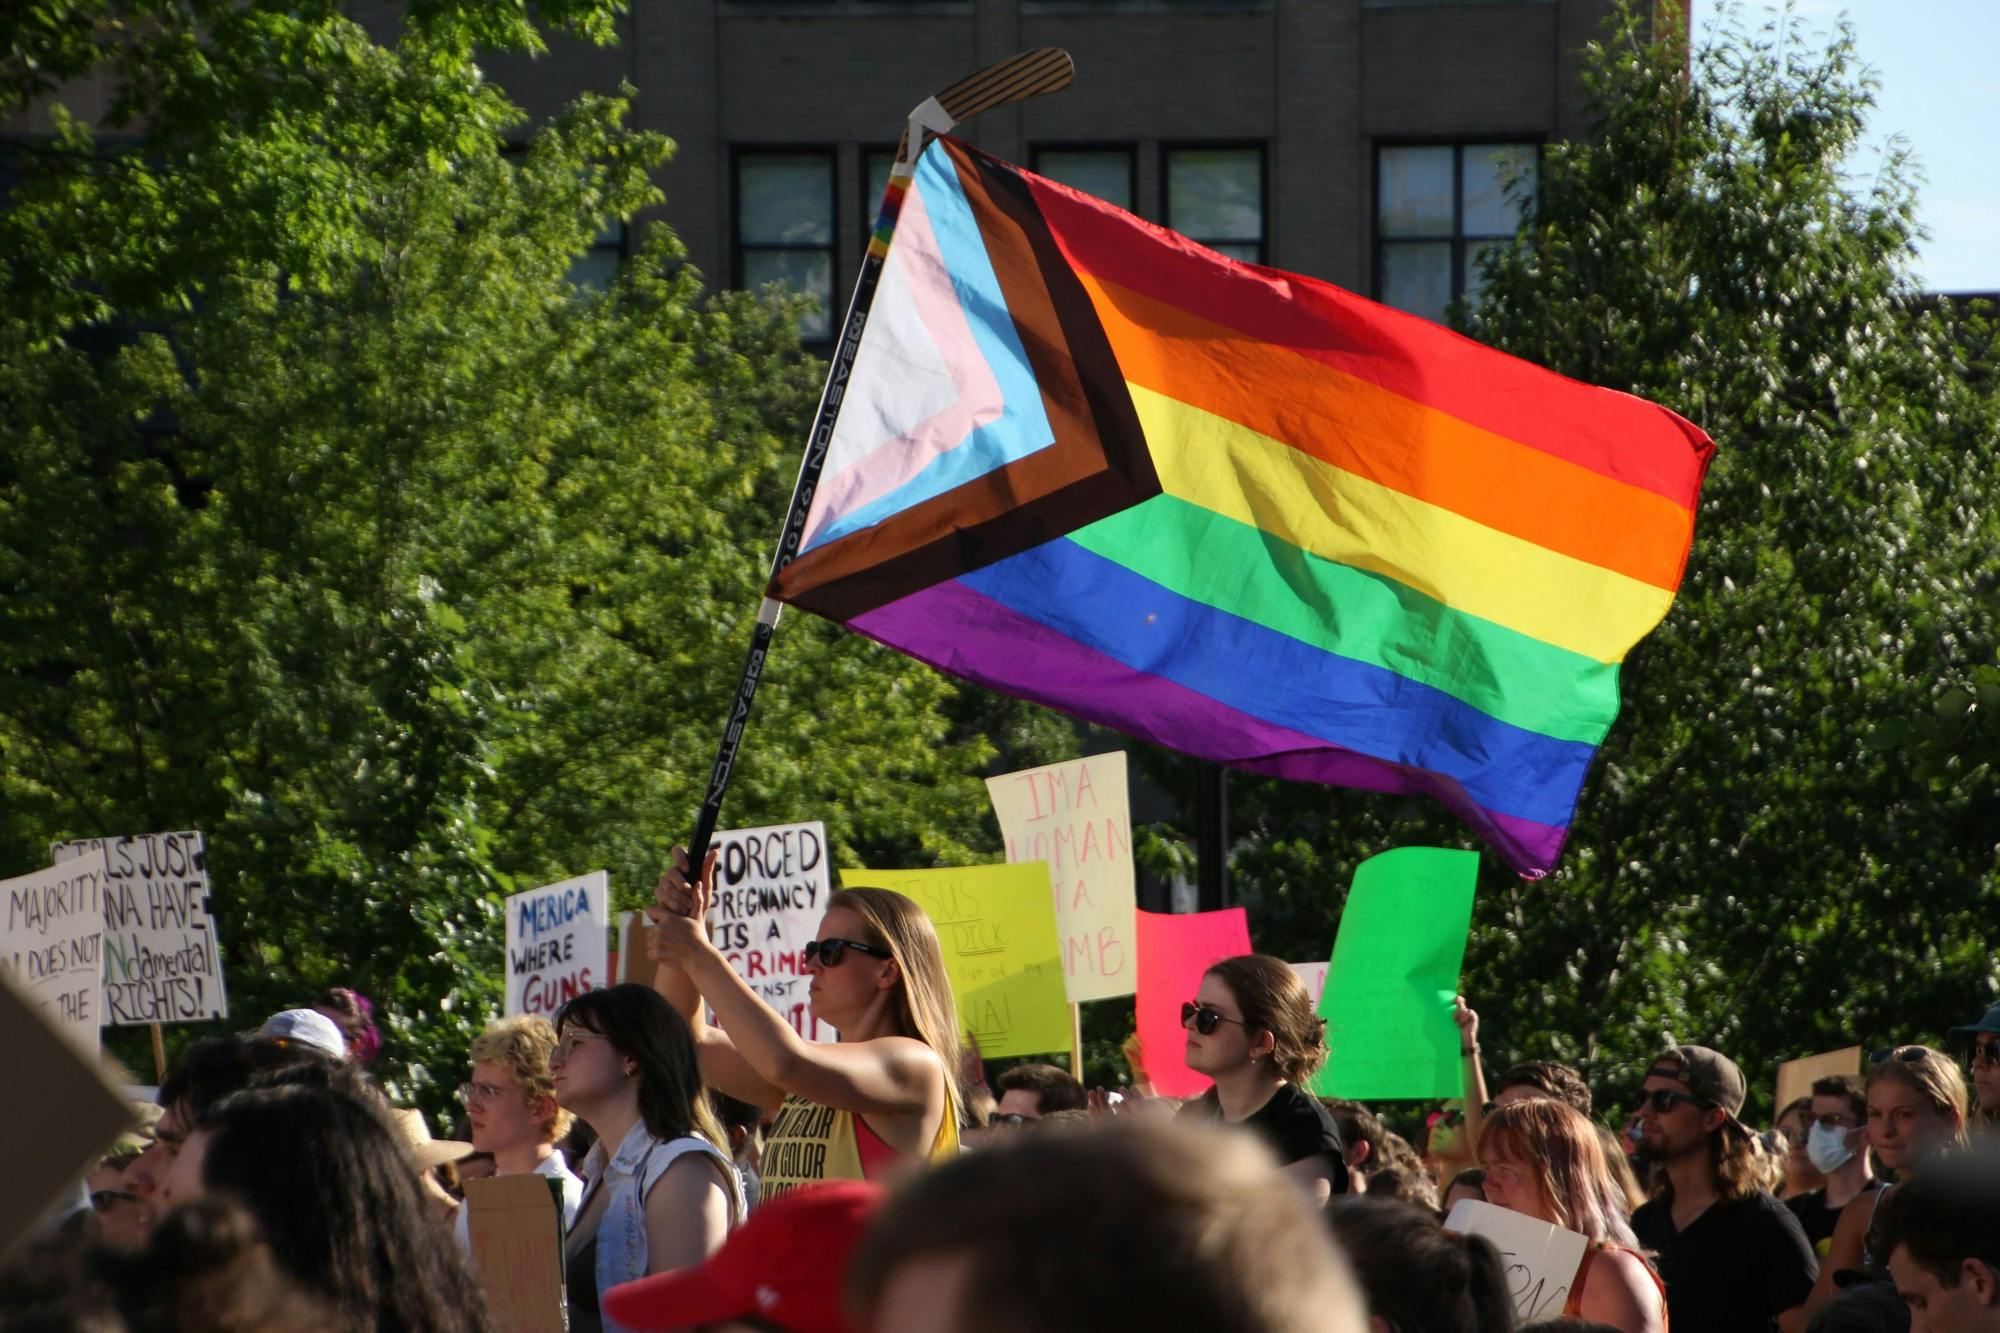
1176,954,1348,1205
648,847,962,1203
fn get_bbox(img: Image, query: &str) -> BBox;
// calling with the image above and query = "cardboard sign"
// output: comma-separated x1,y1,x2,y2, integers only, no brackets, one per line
1445,1199,1588,1323
53,831,228,1025
709,822,836,1041
465,1174,567,1333
1774,1046,1864,1116
985,752,1136,1003
840,864,1069,1059
1311,847,1478,1100
1289,960,1330,1005
0,968,133,1261
617,909,653,984
504,871,609,1018
1134,907,1253,1098
2,853,108,1052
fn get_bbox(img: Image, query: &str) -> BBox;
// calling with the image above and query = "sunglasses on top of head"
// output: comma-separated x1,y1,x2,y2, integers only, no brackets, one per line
802,937,893,968
1180,1001,1248,1036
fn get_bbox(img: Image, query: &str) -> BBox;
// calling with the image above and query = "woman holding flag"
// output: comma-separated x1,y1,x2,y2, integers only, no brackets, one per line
647,847,963,1200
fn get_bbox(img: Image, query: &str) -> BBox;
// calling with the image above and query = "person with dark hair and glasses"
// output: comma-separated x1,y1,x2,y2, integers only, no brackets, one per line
1176,954,1347,1205
1630,1045,1818,1333
551,983,744,1333
992,1061,1087,1127
1785,1075,1879,1257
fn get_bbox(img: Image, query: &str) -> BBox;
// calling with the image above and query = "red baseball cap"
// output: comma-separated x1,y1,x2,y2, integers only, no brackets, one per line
600,1180,884,1333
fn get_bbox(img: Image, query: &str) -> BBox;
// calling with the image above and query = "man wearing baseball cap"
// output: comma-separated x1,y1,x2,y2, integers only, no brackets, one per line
1630,1044,1819,1333
600,1180,882,1333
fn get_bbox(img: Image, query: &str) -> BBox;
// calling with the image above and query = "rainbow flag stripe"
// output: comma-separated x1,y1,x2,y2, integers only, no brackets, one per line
769,137,1712,877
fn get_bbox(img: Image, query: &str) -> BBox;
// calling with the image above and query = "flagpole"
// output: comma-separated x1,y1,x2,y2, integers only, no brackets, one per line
683,50,1075,874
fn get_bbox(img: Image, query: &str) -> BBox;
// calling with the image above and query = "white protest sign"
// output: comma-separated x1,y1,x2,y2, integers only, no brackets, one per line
985,752,1136,1003
504,871,609,1017
708,821,835,1041
53,832,228,1024
2,851,109,1052
1444,1199,1589,1323
1289,960,1329,1005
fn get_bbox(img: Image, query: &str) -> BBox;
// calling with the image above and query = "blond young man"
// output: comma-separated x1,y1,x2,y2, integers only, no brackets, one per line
454,1014,585,1252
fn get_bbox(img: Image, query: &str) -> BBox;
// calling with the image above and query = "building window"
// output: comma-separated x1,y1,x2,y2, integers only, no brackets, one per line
571,220,627,291
1376,142,1537,324
734,149,837,342
1031,146,1135,212
1164,145,1264,263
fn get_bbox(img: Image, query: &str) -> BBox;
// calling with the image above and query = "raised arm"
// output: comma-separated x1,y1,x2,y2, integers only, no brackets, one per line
647,849,786,1112
651,847,946,1124
1454,996,1492,1154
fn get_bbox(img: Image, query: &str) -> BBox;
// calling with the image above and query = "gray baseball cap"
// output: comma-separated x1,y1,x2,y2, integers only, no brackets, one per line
1647,1044,1747,1118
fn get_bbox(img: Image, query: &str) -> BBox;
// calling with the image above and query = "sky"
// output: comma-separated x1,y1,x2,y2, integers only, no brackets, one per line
1688,1,2000,293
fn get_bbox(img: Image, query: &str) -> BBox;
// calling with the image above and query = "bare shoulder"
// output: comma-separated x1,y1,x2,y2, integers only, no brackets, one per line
1578,1247,1664,1332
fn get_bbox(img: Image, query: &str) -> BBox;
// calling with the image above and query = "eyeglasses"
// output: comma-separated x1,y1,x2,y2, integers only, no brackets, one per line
1180,1001,1248,1036
1426,1107,1465,1131
551,1030,603,1064
457,1081,508,1107
91,1189,139,1213
1638,1088,1709,1114
1813,1111,1858,1129
803,937,893,968
990,1113,1031,1128
1967,1037,2000,1068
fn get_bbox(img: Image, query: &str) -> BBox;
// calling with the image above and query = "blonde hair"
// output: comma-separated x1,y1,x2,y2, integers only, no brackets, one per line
1479,1099,1638,1246
469,1014,574,1143
1866,1046,1971,1150
829,886,968,1115
1204,955,1328,1086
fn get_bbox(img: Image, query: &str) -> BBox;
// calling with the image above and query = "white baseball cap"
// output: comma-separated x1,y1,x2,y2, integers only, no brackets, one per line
257,1008,347,1060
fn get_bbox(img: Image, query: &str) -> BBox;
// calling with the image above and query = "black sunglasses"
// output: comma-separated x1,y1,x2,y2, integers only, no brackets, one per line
990,1113,1031,1128
91,1189,139,1212
1639,1088,1709,1114
1969,1037,2000,1067
1426,1107,1465,1131
802,937,893,968
1181,1001,1248,1036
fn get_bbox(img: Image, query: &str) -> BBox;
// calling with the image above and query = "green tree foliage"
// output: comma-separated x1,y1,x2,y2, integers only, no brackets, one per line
0,0,1013,1112
1137,3,2000,1118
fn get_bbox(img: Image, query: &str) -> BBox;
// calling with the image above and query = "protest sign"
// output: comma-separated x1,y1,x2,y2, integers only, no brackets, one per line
1774,1046,1864,1115
1134,907,1253,1097
1311,847,1478,1100
840,864,1068,1058
2,852,108,1053
1289,960,1330,1005
465,1174,567,1333
709,821,836,1041
53,832,227,1025
985,752,1136,1002
1445,1199,1588,1323
0,967,133,1261
504,871,608,1018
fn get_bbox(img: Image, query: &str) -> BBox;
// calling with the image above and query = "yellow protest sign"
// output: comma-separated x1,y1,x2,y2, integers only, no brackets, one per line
839,864,1069,1059
985,751,1136,1003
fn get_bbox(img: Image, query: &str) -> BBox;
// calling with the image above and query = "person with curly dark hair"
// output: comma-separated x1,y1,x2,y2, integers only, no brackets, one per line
1176,953,1347,1205
313,986,382,1063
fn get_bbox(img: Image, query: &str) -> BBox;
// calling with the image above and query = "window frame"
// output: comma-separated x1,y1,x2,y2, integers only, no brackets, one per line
1160,140,1268,265
1372,137,1542,320
1028,141,1139,215
731,144,841,345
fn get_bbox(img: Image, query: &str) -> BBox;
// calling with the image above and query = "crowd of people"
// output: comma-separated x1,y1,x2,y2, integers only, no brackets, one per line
6,853,2000,1333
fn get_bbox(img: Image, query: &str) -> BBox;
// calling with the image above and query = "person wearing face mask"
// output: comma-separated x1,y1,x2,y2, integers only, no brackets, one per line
1787,1046,1970,1333
1785,1076,1879,1257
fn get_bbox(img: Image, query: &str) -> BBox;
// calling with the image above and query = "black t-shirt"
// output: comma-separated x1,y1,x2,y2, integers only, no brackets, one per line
1632,1189,1819,1333
1786,1182,1882,1256
1179,1084,1349,1192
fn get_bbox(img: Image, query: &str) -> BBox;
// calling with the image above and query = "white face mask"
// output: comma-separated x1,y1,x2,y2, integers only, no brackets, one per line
1806,1119,1856,1174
